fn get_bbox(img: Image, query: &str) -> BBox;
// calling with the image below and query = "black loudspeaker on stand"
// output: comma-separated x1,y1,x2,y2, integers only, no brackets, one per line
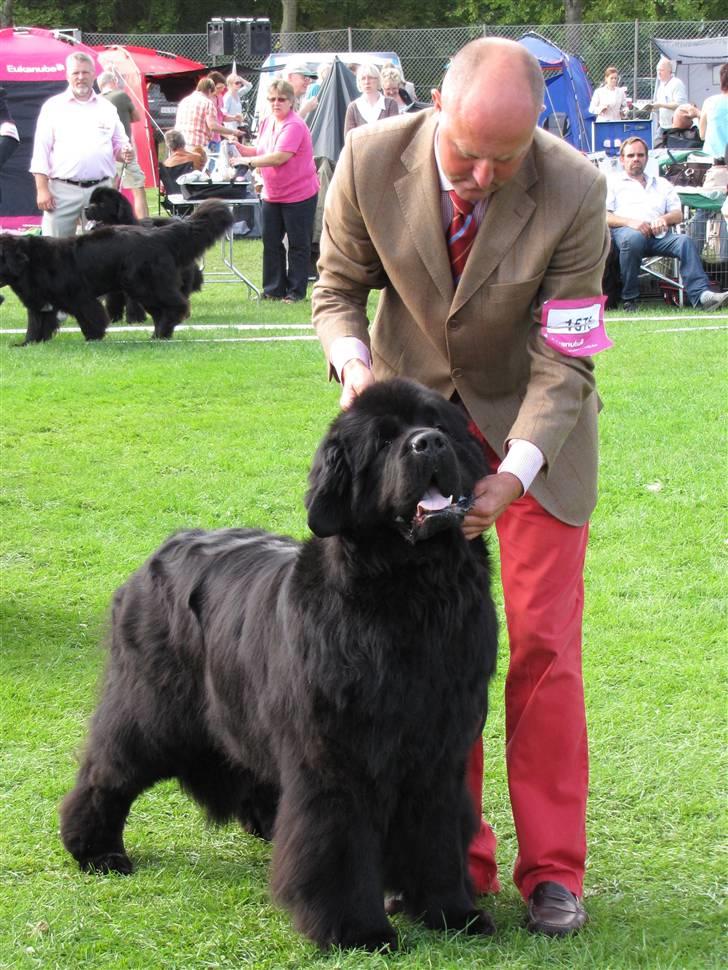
207,19,271,58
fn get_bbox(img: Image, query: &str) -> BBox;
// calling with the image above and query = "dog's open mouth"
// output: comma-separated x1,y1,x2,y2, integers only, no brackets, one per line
396,487,474,544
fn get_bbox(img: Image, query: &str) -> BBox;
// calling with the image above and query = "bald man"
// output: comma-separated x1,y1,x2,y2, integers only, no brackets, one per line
313,38,610,936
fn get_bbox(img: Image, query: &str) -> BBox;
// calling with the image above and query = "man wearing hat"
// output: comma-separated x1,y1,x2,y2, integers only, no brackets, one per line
283,59,319,119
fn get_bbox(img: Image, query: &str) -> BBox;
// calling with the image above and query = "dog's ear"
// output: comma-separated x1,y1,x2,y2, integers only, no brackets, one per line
305,432,352,537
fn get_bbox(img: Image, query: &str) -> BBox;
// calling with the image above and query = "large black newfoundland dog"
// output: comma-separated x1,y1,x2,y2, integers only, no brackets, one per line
60,379,499,951
0,200,232,343
83,185,204,326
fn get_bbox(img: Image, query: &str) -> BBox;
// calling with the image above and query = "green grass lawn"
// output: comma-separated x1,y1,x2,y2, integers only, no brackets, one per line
0,255,726,968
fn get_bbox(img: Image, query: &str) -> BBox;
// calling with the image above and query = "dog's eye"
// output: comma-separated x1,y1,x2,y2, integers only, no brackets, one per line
378,437,392,451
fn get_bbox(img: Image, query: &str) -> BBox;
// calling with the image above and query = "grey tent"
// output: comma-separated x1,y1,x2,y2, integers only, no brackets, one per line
654,36,728,105
307,58,359,253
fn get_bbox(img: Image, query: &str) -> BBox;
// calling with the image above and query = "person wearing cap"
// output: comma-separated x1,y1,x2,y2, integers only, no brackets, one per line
30,51,133,238
282,60,319,119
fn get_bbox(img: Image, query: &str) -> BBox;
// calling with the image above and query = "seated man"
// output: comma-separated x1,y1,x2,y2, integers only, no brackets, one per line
607,136,728,312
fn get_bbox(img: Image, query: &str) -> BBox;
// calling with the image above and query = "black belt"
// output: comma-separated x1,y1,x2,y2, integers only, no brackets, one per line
54,177,107,188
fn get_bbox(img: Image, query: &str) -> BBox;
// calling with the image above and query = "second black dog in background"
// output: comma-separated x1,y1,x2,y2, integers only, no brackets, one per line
84,186,203,325
0,200,231,343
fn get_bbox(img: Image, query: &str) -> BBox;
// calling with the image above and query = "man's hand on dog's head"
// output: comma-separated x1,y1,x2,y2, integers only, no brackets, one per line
340,359,375,410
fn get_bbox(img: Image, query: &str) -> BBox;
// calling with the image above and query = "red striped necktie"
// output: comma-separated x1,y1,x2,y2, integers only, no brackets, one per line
447,190,476,285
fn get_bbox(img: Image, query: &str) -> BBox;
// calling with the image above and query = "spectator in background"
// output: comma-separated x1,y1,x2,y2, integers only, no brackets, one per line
0,87,19,203
174,78,238,158
380,66,412,113
234,79,319,303
162,130,206,171
223,73,251,125
282,59,319,119
588,66,628,122
699,63,728,160
344,63,399,137
648,57,688,146
307,63,331,100
97,71,149,219
660,102,703,149
607,136,728,312
30,51,132,237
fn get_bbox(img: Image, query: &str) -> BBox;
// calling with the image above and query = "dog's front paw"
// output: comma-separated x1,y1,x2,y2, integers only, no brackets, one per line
80,851,133,875
336,921,398,953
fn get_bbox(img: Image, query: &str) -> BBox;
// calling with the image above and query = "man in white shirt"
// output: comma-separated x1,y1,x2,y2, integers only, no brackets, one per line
30,52,133,238
607,136,728,311
646,57,688,146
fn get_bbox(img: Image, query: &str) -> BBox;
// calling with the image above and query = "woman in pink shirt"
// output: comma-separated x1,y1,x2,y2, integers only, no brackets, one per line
235,80,319,301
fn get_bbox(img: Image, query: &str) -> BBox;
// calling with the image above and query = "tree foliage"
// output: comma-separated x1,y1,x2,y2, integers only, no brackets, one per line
7,0,727,33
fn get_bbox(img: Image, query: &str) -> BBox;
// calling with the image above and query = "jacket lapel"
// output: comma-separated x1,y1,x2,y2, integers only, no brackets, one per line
394,112,454,303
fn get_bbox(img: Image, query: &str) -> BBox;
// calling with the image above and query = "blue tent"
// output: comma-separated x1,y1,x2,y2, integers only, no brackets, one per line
518,33,593,153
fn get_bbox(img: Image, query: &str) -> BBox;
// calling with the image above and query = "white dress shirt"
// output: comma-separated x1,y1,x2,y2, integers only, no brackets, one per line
29,87,128,181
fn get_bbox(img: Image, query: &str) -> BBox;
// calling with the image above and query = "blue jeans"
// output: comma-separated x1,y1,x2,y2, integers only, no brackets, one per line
610,227,712,307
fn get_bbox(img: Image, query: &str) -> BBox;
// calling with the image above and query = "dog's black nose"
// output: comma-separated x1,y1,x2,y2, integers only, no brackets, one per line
409,429,447,456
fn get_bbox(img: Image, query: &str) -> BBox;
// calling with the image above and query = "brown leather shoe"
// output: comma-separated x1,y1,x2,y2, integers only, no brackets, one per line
526,881,588,936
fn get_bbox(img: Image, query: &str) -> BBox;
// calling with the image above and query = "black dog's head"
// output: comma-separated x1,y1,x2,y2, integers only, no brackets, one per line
0,233,30,287
306,379,488,543
85,186,136,226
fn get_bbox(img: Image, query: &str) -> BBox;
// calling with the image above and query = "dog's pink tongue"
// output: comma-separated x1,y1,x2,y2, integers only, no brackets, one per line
417,487,453,515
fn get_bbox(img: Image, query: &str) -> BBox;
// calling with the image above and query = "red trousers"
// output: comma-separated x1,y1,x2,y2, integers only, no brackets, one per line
467,441,589,901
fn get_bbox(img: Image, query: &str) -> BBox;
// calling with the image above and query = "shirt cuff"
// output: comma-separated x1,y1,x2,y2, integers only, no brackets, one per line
330,337,371,381
498,439,545,494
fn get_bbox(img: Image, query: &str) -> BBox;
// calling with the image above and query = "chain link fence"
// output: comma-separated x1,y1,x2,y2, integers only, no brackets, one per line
85,20,727,101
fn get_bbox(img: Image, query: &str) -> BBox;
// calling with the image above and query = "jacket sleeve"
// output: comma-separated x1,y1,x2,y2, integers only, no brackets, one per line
312,131,390,373
507,171,610,470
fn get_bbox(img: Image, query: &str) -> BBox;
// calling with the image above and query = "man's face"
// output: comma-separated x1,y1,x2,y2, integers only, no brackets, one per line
67,60,94,100
657,61,672,82
433,88,535,202
288,72,310,97
620,143,647,179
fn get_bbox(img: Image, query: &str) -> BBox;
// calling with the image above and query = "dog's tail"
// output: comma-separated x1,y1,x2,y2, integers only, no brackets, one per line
160,201,234,263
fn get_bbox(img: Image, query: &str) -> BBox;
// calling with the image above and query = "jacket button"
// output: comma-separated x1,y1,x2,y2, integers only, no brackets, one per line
451,367,463,380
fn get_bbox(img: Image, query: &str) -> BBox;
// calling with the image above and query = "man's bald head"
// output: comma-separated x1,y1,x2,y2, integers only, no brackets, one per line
441,38,544,117
433,39,544,202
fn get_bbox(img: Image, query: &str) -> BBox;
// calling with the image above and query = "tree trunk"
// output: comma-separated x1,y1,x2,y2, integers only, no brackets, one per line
564,0,583,54
1,0,13,28
564,0,582,23
281,0,298,34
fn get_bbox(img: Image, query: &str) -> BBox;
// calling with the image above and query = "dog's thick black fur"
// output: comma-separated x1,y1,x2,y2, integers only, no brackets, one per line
84,186,203,325
0,199,231,343
60,379,499,951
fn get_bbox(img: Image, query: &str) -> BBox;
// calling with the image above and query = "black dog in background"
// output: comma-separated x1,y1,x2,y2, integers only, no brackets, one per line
60,379,499,951
0,200,232,343
83,186,204,326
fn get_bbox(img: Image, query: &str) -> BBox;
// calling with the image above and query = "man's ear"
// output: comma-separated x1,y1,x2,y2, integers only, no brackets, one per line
432,87,442,113
305,432,352,538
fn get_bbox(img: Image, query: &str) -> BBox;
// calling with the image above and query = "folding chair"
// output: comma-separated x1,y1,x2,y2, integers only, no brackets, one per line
639,254,685,306
158,162,194,218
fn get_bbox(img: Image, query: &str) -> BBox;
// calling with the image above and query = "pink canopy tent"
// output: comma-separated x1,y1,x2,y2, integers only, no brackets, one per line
0,28,207,227
93,45,207,188
0,26,102,228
